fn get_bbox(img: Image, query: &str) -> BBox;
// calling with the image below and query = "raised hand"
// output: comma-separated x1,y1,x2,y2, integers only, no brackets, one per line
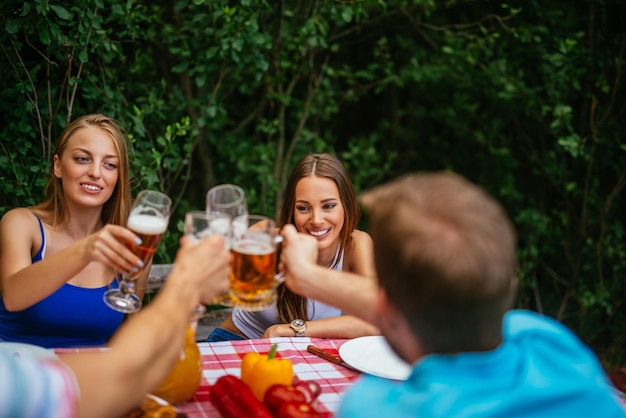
279,224,319,296
168,235,231,306
81,224,144,276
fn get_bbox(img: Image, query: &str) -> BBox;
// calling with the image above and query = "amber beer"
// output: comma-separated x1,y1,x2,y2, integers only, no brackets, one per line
126,213,167,279
230,239,276,301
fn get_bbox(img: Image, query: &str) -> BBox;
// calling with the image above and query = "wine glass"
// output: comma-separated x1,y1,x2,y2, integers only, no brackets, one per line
104,190,171,313
206,184,248,240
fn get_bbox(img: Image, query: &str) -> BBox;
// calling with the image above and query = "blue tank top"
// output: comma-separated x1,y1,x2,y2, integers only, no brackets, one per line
0,214,124,348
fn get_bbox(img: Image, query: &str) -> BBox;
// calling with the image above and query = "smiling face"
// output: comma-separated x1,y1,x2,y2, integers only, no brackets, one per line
53,125,120,209
293,175,345,255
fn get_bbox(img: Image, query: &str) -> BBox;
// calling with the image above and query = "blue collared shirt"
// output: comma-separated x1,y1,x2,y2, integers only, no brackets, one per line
339,310,626,417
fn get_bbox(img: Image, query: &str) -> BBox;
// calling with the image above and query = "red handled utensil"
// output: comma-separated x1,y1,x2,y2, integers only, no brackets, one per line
306,345,361,373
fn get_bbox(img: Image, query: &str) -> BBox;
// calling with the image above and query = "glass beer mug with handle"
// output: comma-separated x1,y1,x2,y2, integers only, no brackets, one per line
104,190,171,314
225,214,284,311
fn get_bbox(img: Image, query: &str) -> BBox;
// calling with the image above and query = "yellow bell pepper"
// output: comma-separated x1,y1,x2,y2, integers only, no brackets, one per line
241,344,294,401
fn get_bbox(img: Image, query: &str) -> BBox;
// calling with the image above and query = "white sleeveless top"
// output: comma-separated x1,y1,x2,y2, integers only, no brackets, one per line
232,249,344,339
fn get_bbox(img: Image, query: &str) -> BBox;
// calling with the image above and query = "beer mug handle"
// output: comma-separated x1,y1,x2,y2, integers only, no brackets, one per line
274,271,286,283
274,235,286,283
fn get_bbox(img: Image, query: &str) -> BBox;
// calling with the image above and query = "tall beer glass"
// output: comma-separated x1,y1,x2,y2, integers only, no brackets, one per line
184,210,232,308
104,190,171,313
206,184,247,240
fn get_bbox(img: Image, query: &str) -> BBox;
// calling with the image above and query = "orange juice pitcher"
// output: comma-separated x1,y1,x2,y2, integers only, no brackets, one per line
152,312,203,404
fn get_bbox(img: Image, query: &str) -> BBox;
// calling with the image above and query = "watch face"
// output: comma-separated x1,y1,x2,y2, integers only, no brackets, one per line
291,319,306,336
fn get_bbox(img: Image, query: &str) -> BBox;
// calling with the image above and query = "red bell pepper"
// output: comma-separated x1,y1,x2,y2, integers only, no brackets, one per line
264,384,307,414
277,400,330,418
293,380,322,404
210,374,273,418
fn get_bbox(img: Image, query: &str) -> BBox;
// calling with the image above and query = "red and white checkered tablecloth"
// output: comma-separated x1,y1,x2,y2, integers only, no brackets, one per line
177,337,360,418
52,338,626,416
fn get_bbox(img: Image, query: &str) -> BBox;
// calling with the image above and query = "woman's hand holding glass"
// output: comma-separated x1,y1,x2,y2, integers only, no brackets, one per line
104,190,172,314
81,224,147,276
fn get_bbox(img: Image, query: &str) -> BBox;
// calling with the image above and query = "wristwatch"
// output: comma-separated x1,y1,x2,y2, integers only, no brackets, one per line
290,319,306,337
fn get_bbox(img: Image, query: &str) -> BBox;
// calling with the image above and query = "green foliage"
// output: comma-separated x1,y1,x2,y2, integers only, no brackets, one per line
2,0,626,368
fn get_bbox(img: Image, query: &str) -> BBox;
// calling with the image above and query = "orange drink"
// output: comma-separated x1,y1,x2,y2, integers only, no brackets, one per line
152,322,202,405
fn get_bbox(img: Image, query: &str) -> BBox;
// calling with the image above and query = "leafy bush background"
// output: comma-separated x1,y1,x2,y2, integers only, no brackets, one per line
2,0,625,368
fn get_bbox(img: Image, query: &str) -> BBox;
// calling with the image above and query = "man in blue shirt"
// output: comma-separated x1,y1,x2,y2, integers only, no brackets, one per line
281,171,625,417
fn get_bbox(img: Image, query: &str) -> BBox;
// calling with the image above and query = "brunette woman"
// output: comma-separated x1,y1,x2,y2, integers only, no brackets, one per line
207,153,379,341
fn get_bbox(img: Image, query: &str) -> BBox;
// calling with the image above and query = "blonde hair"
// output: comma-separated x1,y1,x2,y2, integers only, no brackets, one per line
33,113,131,227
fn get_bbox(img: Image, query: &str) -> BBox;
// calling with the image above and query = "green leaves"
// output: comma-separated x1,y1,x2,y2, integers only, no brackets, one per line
1,0,625,368
49,5,70,20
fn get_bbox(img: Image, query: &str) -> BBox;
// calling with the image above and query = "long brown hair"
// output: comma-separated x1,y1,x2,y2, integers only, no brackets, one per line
276,153,360,323
33,114,132,227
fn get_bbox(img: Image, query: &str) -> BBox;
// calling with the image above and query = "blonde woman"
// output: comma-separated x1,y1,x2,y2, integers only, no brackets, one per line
0,114,148,348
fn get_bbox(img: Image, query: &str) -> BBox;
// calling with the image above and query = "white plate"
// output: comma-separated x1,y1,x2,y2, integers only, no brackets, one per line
0,342,59,360
339,336,412,380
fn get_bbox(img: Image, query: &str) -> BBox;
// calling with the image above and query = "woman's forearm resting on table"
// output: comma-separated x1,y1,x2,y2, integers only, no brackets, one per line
264,315,379,339
309,315,379,338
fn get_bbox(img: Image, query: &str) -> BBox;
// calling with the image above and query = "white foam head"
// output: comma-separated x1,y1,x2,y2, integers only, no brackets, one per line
233,239,274,255
127,214,168,235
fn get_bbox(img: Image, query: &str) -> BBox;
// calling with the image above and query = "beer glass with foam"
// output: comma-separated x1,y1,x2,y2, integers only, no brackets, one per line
184,210,233,306
206,184,248,240
225,214,282,311
104,190,171,313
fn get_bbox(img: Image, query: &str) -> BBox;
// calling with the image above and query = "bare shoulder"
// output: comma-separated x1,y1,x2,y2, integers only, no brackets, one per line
0,207,38,228
0,208,41,250
345,230,376,277
349,230,373,248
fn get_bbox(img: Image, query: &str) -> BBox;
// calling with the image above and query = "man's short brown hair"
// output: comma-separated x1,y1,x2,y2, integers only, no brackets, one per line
362,172,518,353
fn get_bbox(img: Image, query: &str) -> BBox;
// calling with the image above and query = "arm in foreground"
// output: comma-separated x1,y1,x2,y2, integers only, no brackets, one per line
280,225,380,327
60,235,231,418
